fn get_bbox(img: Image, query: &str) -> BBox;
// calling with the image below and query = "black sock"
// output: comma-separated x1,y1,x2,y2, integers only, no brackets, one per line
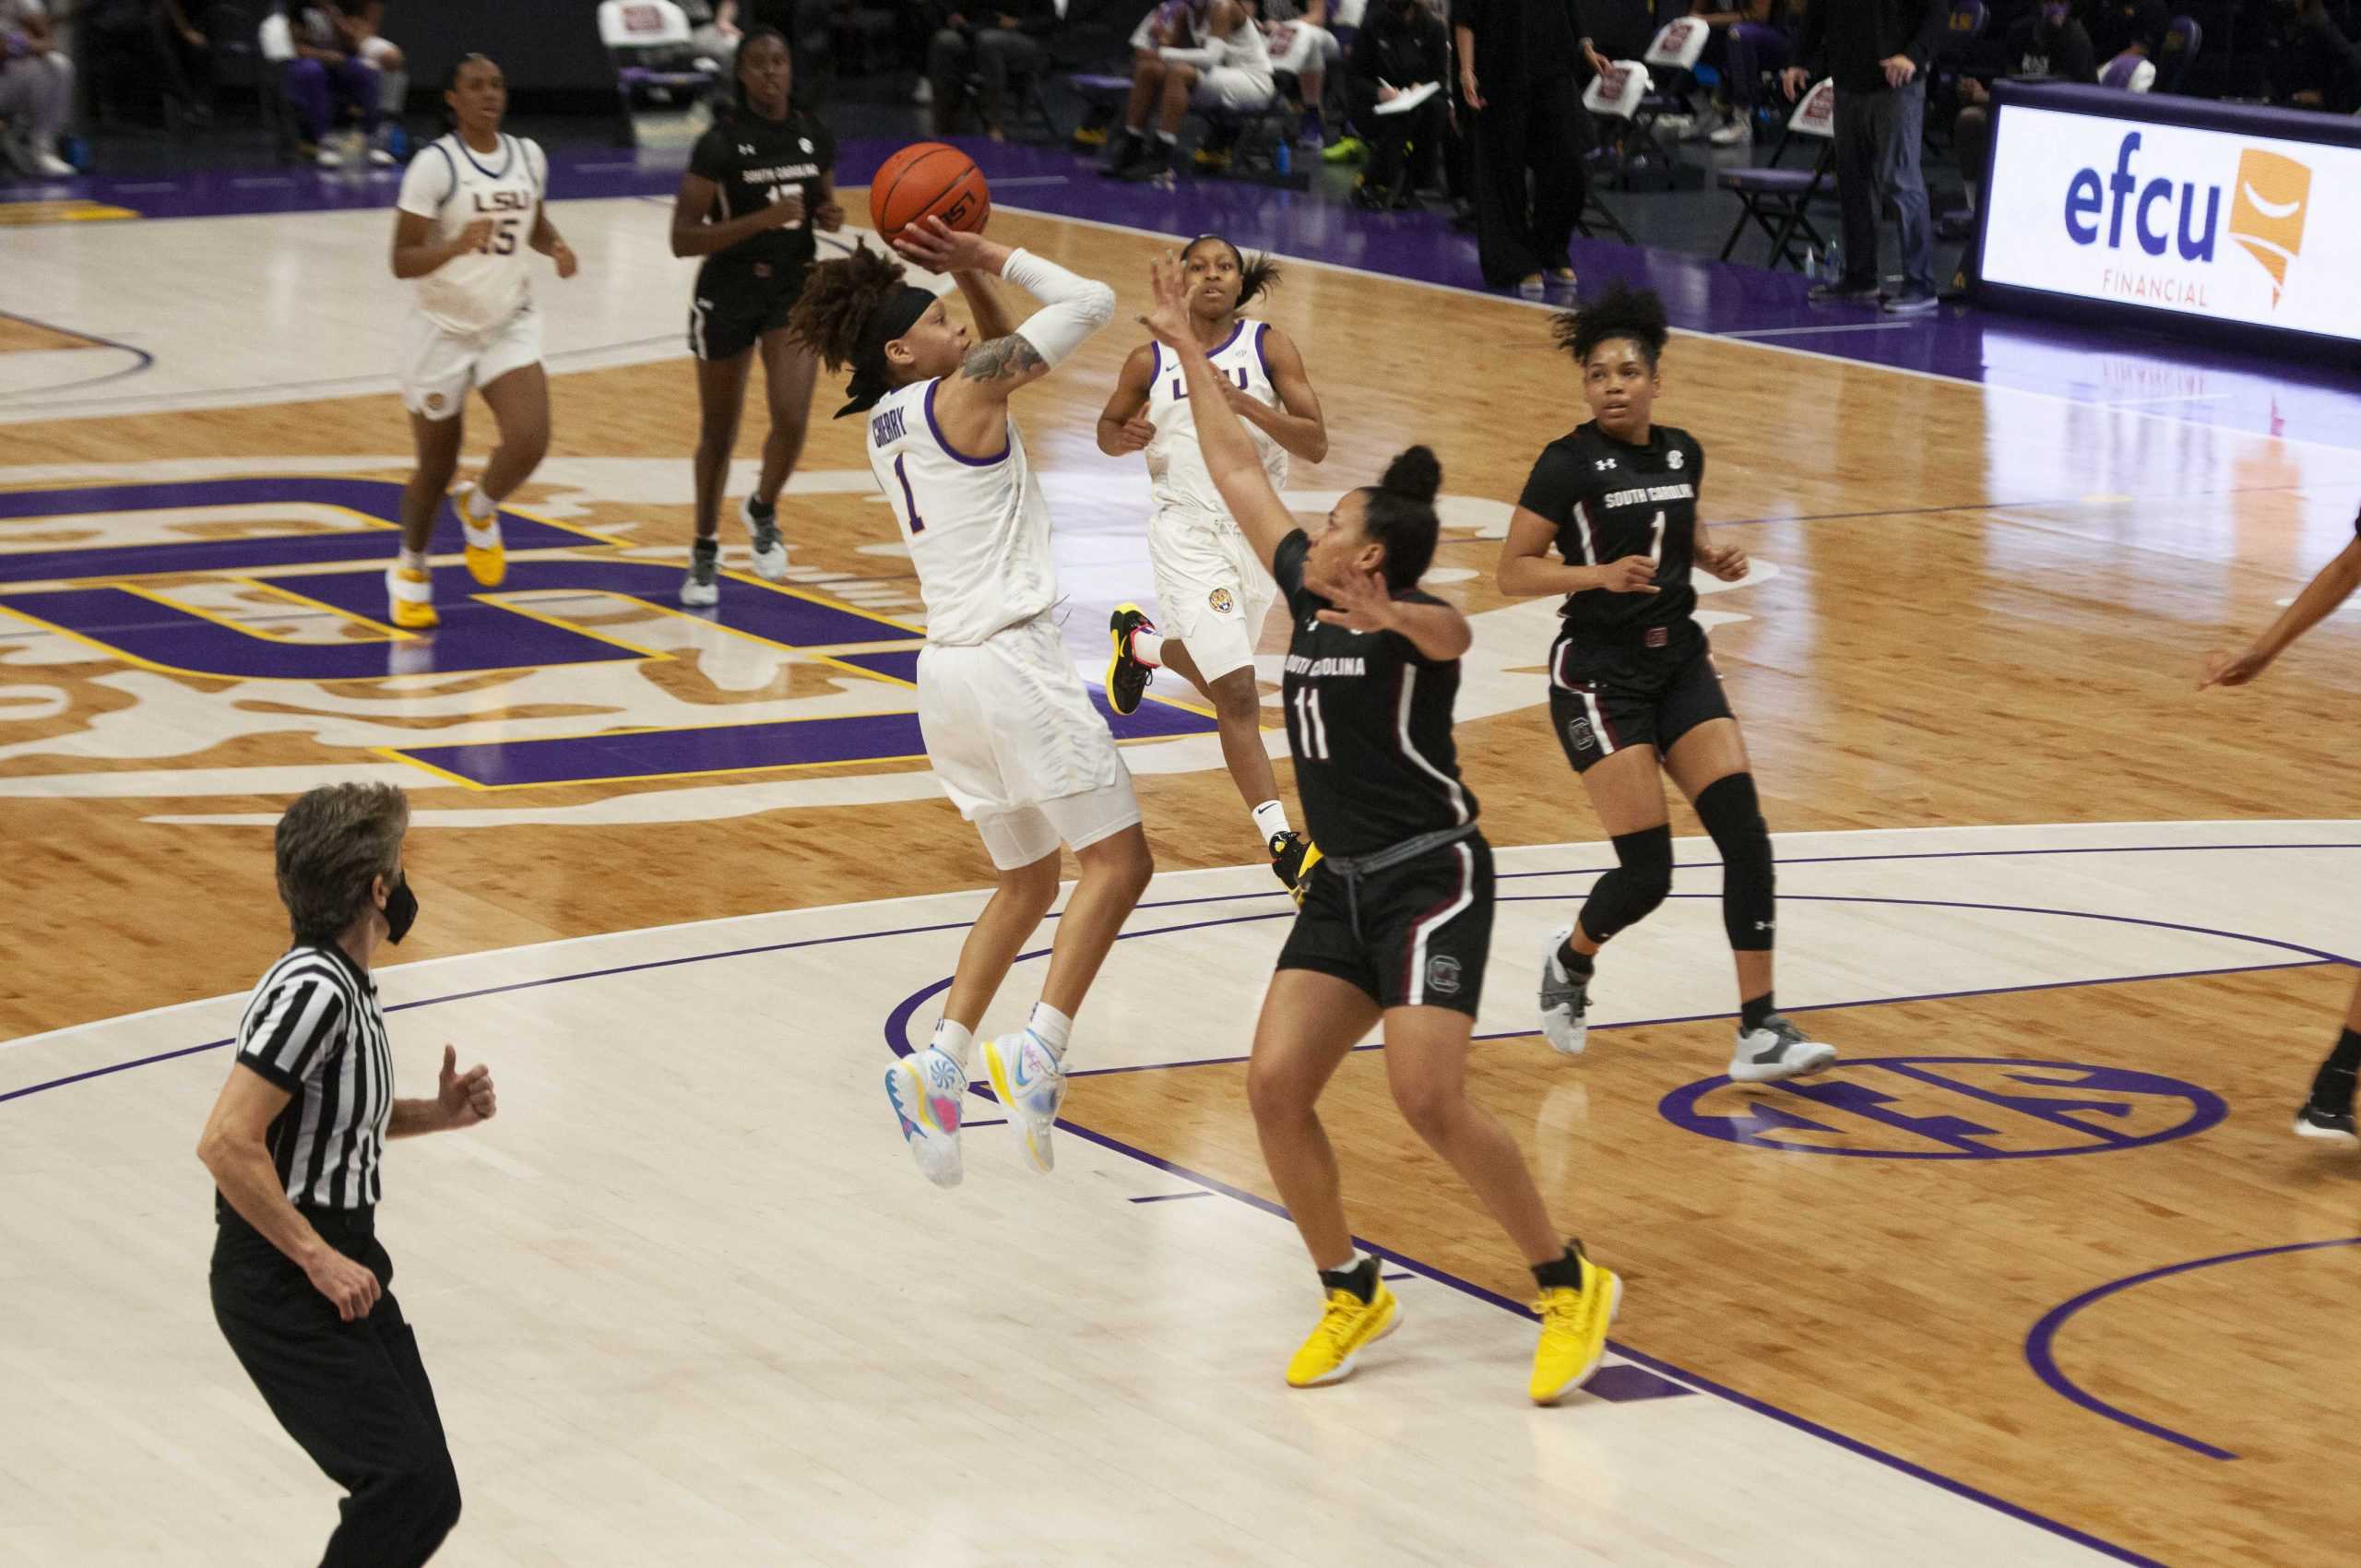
1740,992,1775,1033
745,494,775,523
692,536,718,559
2308,1028,2361,1110
1532,1241,1584,1293
1319,1254,1377,1303
1555,941,1594,980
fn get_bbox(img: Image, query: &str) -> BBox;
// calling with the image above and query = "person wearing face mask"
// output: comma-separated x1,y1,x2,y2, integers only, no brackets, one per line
198,781,497,1568
1939,0,2094,245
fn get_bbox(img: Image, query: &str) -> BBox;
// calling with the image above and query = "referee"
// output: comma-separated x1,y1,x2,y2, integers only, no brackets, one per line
196,782,496,1567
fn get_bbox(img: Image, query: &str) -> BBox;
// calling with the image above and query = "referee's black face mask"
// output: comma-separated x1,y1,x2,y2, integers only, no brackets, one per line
382,874,419,945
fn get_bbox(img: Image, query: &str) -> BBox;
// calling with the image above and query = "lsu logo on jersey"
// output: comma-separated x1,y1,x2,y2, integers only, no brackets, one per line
2226,148,2309,305
1207,586,1234,615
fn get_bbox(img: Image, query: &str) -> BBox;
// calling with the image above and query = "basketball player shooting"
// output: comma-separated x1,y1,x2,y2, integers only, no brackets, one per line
789,216,1152,1187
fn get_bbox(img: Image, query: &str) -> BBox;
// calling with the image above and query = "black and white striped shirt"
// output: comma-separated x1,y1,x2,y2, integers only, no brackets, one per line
226,944,394,1211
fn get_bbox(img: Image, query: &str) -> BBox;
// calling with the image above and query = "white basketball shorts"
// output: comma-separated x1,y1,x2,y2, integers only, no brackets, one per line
1192,67,1275,113
399,304,542,421
918,616,1142,871
1150,506,1275,684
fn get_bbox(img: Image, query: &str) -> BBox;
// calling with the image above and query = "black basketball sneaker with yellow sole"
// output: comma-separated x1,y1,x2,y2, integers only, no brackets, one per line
1107,604,1157,715
1270,831,1321,907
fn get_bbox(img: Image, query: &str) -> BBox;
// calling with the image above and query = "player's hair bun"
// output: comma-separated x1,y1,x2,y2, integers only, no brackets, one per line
1379,445,1442,506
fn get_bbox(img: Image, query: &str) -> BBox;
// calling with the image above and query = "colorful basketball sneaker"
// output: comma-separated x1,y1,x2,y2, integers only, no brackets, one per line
1530,1242,1620,1406
1286,1270,1401,1388
456,483,504,587
385,564,438,631
884,1045,967,1187
983,1028,1067,1174
1107,603,1157,716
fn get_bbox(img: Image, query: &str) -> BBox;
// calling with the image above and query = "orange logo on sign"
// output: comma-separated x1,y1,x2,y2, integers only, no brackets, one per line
2227,149,2310,305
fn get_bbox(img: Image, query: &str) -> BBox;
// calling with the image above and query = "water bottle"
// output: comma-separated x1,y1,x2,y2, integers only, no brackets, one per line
1274,137,1291,177
1804,244,1821,281
1822,239,1845,286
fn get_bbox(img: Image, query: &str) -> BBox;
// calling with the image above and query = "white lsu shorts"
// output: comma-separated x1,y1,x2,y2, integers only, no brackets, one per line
918,615,1143,871
399,305,543,421
1150,506,1276,684
1192,65,1276,113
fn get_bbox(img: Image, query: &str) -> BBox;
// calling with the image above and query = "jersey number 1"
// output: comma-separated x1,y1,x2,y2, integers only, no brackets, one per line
892,455,926,536
1289,687,1329,760
1646,509,1667,564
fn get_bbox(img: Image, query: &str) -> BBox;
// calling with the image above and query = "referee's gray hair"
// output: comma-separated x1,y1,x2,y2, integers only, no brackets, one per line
275,783,409,945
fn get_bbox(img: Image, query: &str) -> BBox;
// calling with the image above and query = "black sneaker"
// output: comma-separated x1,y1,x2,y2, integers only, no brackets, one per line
1099,130,1145,178
1269,831,1322,906
1807,277,1881,303
2294,1100,2358,1145
1882,288,1940,316
1106,603,1156,715
1121,139,1176,183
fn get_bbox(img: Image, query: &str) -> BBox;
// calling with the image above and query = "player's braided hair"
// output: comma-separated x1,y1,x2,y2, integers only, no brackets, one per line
789,244,909,373
1358,445,1443,593
1182,234,1281,309
1553,281,1670,370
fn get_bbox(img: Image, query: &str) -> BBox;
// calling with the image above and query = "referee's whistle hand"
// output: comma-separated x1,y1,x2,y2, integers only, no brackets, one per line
305,1249,382,1322
439,1044,499,1128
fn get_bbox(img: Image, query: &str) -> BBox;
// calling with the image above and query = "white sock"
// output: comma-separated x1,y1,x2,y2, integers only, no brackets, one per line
397,547,428,575
930,1018,974,1073
1157,128,1178,145
1131,628,1164,667
1028,1001,1073,1059
1252,800,1290,843
463,483,496,522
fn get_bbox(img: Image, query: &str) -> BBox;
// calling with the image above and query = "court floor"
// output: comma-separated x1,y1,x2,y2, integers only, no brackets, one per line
4,158,2359,1566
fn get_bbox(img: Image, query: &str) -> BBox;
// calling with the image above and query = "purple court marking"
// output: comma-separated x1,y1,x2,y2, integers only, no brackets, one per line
1658,1058,2227,1161
21,138,2361,447
0,306,156,400
2023,1237,2361,1461
1129,1191,1214,1203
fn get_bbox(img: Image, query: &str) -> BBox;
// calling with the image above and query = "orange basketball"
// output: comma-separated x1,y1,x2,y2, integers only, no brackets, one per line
868,142,991,245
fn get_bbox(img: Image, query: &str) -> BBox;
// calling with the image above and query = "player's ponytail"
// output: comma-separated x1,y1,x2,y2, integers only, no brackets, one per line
1554,281,1670,369
789,244,906,374
1359,445,1442,593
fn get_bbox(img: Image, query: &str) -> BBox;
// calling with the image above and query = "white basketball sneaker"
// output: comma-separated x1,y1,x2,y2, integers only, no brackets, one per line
983,1029,1068,1174
1537,925,1590,1057
884,1045,967,1187
1729,1014,1838,1084
741,493,789,581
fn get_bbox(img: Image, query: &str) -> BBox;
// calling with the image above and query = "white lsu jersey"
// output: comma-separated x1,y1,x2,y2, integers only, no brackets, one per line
866,379,1056,647
395,132,549,335
1144,319,1289,523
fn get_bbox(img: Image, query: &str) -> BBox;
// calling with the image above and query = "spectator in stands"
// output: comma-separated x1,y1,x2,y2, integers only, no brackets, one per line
2265,0,2361,113
2085,0,2163,68
336,4,409,143
1691,0,1797,146
926,0,1059,140
82,0,211,125
1940,2,2093,245
0,0,73,175
1102,0,1275,183
284,4,388,166
1454,0,1594,298
1345,0,1448,208
1259,0,1342,148
683,0,744,71
1782,0,1943,315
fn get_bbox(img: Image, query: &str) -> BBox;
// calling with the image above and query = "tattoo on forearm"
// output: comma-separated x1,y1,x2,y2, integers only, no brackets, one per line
960,334,1046,384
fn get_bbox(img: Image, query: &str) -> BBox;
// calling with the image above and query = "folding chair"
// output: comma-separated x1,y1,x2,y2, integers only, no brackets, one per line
2155,16,2201,93
1715,76,1835,269
1584,57,1675,192
597,0,723,149
1638,16,1709,133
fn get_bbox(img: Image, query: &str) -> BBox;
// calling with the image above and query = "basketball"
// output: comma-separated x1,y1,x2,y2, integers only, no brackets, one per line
868,142,991,246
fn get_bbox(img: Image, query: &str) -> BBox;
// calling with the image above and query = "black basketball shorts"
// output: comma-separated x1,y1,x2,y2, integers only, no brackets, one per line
688,260,809,362
1275,835,1494,1016
1548,636,1733,774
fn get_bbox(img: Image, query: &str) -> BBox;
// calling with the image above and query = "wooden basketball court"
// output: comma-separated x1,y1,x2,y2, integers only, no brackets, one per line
5,182,2357,1566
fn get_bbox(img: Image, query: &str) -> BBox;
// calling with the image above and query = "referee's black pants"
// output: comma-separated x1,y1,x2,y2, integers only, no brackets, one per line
211,1207,461,1568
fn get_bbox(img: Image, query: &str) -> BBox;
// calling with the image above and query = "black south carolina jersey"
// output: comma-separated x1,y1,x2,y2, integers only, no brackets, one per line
686,105,835,275
1274,530,1477,859
1517,421,1707,646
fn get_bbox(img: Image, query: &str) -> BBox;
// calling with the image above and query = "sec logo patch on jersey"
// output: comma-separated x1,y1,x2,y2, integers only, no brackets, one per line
1208,586,1234,615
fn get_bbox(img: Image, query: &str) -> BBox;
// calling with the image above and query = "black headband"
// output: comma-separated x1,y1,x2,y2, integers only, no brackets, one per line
834,286,940,418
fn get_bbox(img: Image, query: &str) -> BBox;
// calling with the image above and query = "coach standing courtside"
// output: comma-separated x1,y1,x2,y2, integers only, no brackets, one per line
197,782,496,1567
1782,0,1944,315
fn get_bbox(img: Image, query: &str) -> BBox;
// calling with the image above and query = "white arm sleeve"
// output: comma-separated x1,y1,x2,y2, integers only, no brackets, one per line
1000,246,1116,368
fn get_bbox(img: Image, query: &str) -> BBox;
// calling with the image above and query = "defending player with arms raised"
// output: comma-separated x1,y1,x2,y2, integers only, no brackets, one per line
1140,254,1618,1405
671,27,843,608
2202,507,2361,1146
1097,232,1329,896
790,220,1152,1187
384,53,575,632
1496,284,1835,1084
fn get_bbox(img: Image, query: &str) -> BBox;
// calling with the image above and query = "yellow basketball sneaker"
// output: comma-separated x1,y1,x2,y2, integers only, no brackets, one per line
457,483,505,587
1530,1242,1621,1406
384,564,438,631
1286,1269,1400,1388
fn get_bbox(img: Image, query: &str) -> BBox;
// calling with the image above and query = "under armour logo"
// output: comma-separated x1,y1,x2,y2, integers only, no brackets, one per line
1754,920,1774,932
738,143,757,154
1593,458,1616,471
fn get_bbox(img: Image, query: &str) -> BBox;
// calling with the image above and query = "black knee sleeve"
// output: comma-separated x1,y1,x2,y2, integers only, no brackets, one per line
1577,825,1673,944
1696,772,1775,951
